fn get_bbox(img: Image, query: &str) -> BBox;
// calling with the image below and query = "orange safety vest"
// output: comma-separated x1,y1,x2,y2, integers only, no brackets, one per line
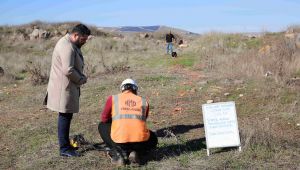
111,91,150,143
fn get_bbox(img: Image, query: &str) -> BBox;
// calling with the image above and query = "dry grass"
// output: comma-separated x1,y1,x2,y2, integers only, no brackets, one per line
0,23,300,169
189,32,300,85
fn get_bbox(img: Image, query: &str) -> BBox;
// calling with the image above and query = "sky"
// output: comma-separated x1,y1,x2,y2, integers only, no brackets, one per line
0,0,299,33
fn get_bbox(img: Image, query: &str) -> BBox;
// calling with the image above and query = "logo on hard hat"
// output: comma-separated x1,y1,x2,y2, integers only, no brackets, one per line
125,99,136,107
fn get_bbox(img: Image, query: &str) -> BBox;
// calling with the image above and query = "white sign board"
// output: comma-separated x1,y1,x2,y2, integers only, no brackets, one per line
202,101,241,155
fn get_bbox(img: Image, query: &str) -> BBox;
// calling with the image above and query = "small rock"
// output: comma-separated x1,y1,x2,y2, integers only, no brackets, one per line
239,94,244,97
297,123,300,126
224,93,230,96
206,100,214,104
190,88,196,93
14,84,17,88
174,107,183,112
264,71,273,77
179,91,185,97
39,108,47,112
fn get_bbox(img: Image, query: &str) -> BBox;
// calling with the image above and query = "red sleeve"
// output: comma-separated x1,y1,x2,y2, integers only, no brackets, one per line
100,96,112,123
145,101,149,118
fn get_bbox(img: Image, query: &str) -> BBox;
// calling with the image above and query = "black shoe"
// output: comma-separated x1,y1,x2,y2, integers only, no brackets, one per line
60,149,80,157
129,151,140,165
108,151,125,167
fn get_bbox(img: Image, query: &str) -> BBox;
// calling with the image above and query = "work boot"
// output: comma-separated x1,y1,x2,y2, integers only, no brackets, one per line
60,149,80,157
128,151,140,165
108,151,125,167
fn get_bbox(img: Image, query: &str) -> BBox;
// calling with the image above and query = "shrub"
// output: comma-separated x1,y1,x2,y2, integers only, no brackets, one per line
25,61,48,85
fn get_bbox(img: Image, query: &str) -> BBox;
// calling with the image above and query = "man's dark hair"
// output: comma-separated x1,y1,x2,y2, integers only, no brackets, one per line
123,84,137,94
71,24,91,36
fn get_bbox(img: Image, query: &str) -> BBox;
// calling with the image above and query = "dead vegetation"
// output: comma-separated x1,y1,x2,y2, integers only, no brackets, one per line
25,61,48,85
0,23,300,169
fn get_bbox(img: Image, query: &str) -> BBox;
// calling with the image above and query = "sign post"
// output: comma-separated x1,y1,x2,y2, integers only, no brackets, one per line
202,101,241,156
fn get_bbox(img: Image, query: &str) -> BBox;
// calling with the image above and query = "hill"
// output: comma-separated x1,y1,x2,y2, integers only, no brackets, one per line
98,25,198,35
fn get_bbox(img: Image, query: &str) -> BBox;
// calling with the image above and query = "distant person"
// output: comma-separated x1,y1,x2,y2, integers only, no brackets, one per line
98,78,158,166
44,24,91,157
166,30,176,55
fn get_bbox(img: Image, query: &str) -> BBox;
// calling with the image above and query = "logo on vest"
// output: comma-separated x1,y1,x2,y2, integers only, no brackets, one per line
125,99,136,107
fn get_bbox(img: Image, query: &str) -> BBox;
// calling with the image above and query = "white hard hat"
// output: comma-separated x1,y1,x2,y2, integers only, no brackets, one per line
120,78,138,91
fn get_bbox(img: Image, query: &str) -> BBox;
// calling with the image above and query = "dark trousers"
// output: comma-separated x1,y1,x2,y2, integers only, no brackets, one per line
58,113,73,152
98,122,158,155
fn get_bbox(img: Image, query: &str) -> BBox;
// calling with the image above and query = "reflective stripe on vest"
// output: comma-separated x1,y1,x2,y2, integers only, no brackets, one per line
111,92,150,143
112,95,147,121
113,114,146,121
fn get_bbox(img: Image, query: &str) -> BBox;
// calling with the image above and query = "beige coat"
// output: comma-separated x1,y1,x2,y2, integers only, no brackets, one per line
46,34,86,113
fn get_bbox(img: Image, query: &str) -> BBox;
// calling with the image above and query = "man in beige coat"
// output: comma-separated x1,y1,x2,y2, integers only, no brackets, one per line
45,24,90,157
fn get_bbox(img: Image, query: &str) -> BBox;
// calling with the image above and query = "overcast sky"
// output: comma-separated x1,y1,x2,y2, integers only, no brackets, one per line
0,0,299,33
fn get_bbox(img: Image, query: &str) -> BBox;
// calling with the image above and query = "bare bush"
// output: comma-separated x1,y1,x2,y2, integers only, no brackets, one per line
240,119,275,150
84,60,97,78
25,61,48,85
100,52,130,73
239,118,299,153
200,33,299,83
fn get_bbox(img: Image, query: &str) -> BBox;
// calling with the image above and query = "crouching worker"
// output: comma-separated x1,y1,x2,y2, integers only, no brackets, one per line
98,78,158,166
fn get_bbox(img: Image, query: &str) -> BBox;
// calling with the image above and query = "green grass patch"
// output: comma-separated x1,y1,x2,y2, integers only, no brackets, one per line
280,89,297,104
14,71,28,80
244,38,262,49
177,153,190,168
223,34,262,49
170,57,194,67
146,121,155,129
142,52,197,69
292,69,300,77
141,75,176,83
9,125,56,155
142,54,170,68
221,157,250,169
168,53,197,68
248,144,276,161
176,84,193,91
224,34,242,48
226,93,240,101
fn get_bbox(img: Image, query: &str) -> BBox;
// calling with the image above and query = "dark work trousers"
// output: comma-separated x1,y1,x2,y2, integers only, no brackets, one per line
58,113,73,152
98,122,158,156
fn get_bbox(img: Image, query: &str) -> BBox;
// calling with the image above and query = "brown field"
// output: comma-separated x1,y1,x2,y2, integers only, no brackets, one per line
0,22,300,169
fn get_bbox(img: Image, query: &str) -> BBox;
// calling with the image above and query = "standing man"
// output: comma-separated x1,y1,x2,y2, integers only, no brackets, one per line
45,24,91,157
98,79,158,166
166,30,175,55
